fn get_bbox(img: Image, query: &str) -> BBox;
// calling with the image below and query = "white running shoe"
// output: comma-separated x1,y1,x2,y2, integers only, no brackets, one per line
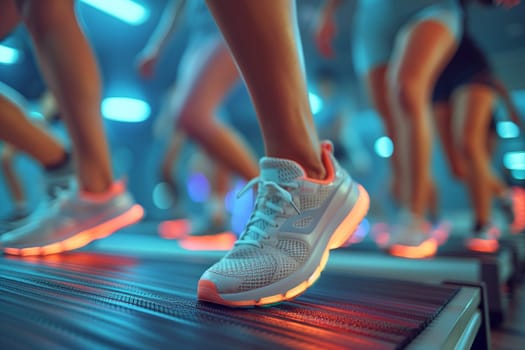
385,210,438,259
197,141,369,307
465,223,500,253
0,181,144,256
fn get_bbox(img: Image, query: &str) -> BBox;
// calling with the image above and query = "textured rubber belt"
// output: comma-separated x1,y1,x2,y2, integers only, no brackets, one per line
0,253,458,349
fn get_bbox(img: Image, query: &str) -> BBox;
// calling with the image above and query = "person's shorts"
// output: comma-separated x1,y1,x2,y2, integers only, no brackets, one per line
352,0,462,75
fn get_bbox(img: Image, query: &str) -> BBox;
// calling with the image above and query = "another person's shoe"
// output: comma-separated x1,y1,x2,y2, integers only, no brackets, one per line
0,156,75,236
507,187,525,234
0,181,144,256
385,210,438,259
197,141,370,307
189,196,231,236
465,223,500,253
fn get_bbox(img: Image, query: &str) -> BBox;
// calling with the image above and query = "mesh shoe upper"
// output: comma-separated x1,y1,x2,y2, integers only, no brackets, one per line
0,181,140,250
199,142,368,300
387,210,433,247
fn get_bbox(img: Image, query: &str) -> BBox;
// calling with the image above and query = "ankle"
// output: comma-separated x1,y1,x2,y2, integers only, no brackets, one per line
305,163,327,180
473,220,489,232
44,151,71,172
80,181,125,202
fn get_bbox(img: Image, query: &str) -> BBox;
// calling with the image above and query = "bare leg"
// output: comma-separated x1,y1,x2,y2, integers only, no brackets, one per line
433,102,467,179
0,0,143,256
205,0,324,179
1,145,25,208
18,0,112,193
388,19,457,217
435,100,508,220
209,161,230,227
426,178,439,222
172,38,258,180
0,94,67,166
453,85,497,226
161,129,187,196
485,133,508,197
490,176,508,197
366,65,402,203
0,0,20,40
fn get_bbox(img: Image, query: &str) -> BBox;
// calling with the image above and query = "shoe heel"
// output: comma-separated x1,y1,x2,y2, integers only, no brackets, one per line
329,185,370,250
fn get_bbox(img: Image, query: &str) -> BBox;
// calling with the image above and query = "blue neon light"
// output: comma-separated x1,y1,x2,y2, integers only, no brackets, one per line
374,136,394,158
102,97,151,122
80,0,149,25
308,92,323,115
496,121,519,139
187,173,210,203
504,151,525,170
0,45,20,64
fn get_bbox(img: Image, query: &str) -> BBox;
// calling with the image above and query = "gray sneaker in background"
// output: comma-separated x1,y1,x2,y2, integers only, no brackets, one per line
0,181,144,256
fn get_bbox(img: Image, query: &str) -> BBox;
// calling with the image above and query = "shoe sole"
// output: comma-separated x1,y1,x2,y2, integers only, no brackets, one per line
197,185,370,307
465,237,499,253
387,238,438,259
3,204,144,256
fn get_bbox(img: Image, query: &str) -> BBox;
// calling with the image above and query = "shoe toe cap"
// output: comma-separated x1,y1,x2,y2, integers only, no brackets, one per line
199,270,244,294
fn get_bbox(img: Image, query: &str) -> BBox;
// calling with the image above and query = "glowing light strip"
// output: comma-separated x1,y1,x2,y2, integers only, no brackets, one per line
504,151,525,170
308,92,323,115
496,121,519,139
0,45,20,64
80,0,149,25
102,97,151,122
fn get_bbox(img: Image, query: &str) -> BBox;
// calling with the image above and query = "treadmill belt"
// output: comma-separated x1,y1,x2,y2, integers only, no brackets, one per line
0,252,459,349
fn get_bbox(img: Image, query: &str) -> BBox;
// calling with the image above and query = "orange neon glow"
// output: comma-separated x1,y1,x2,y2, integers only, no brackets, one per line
3,204,144,256
178,232,236,251
158,219,191,239
3,247,21,255
511,188,525,234
198,236,331,307
466,238,499,253
199,246,325,307
259,294,287,305
41,242,66,255
61,232,92,251
388,238,438,259
286,281,309,299
20,247,40,256
307,253,328,286
198,185,370,307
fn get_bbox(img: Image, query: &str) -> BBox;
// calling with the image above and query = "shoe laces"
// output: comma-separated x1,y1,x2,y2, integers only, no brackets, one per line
235,177,301,247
